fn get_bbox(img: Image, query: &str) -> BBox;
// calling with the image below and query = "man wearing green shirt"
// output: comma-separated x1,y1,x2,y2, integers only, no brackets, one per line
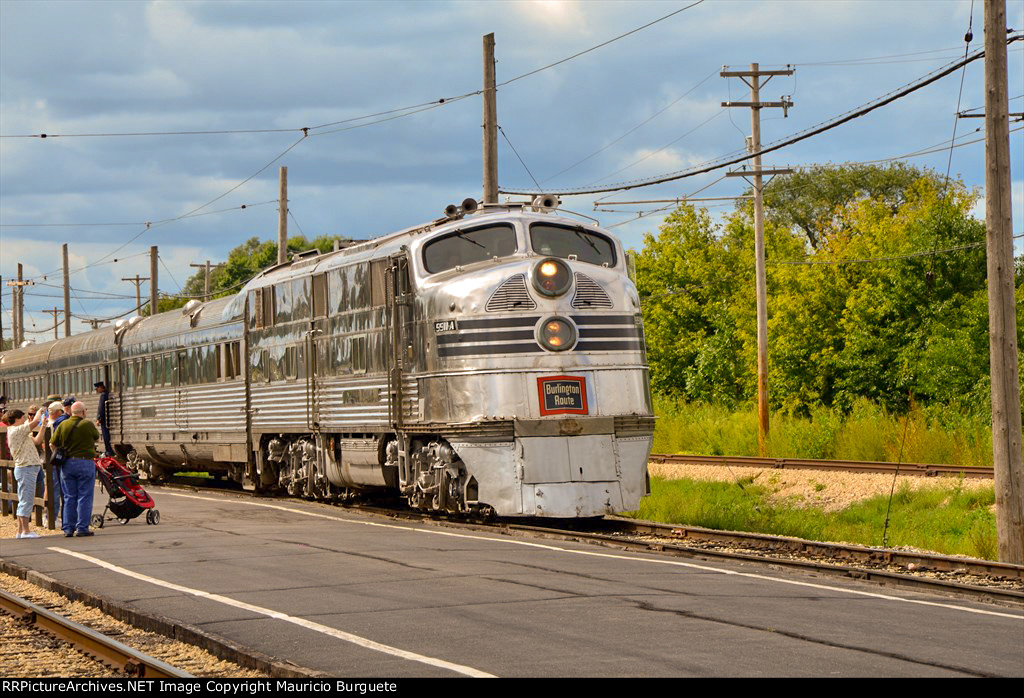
51,402,100,537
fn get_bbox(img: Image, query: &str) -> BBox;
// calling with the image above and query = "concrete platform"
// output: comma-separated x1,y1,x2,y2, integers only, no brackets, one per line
1,484,1022,677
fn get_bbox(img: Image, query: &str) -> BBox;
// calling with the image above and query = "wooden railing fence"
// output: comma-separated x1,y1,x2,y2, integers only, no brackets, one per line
0,425,58,530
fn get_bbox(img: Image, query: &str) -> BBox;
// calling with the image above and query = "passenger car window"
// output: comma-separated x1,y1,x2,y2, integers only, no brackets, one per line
530,224,616,267
422,224,517,274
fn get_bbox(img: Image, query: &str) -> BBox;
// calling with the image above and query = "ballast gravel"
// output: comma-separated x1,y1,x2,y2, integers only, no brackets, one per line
648,461,993,512
0,571,269,678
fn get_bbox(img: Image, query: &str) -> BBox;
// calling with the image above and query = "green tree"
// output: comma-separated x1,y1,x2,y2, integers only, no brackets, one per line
761,162,934,249
634,205,749,402
636,163,1014,418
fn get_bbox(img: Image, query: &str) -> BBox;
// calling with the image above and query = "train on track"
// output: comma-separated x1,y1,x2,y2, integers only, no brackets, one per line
0,199,655,517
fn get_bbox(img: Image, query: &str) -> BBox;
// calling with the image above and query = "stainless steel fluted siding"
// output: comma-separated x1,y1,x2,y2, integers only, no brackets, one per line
120,381,246,441
251,381,310,432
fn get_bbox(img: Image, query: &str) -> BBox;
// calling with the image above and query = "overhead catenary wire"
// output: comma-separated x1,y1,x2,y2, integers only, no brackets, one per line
598,123,1012,217
501,33,1023,196
596,120,1015,235
499,125,542,191
1,200,276,234
881,3,978,551
158,256,182,295
541,68,720,184
583,109,730,188
55,138,304,279
288,210,306,238
2,3,707,142
496,1,707,89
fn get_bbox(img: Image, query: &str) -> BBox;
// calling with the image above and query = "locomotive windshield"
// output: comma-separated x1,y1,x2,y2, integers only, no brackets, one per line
422,223,517,274
530,224,616,267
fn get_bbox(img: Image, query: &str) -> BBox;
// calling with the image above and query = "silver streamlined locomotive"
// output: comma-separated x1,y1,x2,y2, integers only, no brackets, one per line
0,200,654,517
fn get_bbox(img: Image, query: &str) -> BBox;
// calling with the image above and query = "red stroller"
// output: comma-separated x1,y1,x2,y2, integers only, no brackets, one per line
91,456,160,527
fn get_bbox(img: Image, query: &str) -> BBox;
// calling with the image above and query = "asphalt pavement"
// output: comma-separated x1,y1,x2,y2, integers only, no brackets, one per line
1,484,1022,678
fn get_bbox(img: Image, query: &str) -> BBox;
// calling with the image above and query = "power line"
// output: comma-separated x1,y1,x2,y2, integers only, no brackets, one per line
501,33,1023,196
1,4,707,143
542,68,721,185
60,139,305,278
159,256,182,294
31,281,136,298
499,125,541,191
583,109,729,188
287,210,306,238
497,1,707,89
768,242,985,266
595,125,1015,229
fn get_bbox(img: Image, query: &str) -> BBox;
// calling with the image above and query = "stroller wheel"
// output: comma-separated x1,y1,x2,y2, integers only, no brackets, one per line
146,509,160,525
91,514,104,529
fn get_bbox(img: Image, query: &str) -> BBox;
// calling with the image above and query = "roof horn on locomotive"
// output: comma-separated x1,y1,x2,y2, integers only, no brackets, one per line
443,197,481,221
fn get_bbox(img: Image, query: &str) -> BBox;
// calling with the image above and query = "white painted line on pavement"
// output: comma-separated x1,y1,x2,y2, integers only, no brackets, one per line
158,490,1024,621
48,547,496,678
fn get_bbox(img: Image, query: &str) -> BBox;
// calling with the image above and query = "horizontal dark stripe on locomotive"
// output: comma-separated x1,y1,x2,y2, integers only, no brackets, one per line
574,340,644,352
570,314,639,326
437,342,543,358
437,325,638,347
454,316,541,330
577,327,640,339
438,338,644,358
436,329,536,345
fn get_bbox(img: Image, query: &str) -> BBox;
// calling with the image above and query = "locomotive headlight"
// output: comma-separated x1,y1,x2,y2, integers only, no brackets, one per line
532,257,572,297
538,316,577,352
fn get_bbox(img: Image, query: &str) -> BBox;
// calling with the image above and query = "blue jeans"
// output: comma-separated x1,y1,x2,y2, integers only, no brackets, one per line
14,465,41,518
36,466,62,519
60,458,96,534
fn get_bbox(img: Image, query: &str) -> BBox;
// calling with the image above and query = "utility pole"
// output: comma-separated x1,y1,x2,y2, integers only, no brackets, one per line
62,244,71,337
8,274,16,348
189,260,226,300
482,32,498,204
87,319,111,330
984,0,1023,565
121,275,149,316
16,263,23,346
278,166,288,265
150,246,159,316
722,63,794,457
43,308,62,340
9,263,36,346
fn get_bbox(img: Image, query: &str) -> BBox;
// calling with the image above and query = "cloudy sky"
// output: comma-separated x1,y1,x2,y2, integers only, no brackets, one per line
1,0,1021,338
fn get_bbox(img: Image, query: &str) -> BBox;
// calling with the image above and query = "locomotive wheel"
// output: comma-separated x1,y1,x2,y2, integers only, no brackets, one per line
91,514,104,529
146,509,160,525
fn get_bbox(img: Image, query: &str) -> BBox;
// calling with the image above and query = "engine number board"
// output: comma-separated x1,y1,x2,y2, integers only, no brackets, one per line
537,375,588,416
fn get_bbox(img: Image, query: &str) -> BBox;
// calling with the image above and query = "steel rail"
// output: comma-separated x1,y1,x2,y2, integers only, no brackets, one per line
649,453,995,479
506,519,1024,608
151,484,1023,606
313,501,1024,605
0,589,193,678
598,517,1023,579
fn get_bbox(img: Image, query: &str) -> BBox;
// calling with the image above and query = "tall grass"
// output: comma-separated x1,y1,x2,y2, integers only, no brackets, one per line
625,476,999,559
652,395,993,466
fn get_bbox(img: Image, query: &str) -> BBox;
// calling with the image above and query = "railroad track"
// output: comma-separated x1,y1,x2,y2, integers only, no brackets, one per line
345,507,1024,606
152,478,1023,608
0,588,192,678
649,453,995,479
